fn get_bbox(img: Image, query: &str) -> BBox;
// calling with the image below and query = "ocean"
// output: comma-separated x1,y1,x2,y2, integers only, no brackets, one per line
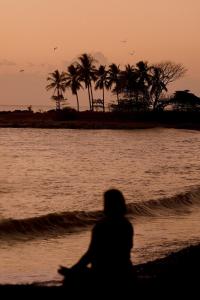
0,128,200,284
0,105,53,112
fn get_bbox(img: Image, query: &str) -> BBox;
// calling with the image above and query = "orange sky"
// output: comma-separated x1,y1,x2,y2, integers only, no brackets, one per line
0,0,199,108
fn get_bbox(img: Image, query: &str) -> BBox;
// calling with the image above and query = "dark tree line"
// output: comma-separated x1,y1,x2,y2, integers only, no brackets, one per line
46,53,188,112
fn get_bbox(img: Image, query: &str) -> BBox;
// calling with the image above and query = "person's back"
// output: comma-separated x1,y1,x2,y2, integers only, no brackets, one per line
90,215,133,274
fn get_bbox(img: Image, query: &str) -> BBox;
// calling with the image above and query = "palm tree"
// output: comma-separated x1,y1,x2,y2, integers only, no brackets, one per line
150,66,168,110
65,64,82,111
107,64,121,104
135,61,151,105
95,65,109,112
120,64,137,99
76,53,97,111
46,70,66,110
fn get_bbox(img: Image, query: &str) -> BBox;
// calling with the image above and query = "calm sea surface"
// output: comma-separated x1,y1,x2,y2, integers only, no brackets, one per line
0,128,200,284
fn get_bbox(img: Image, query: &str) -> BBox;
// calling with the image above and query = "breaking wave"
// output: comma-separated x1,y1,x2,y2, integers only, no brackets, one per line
0,187,200,241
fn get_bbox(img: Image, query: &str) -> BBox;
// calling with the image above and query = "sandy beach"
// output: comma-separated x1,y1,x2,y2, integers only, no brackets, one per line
0,243,199,297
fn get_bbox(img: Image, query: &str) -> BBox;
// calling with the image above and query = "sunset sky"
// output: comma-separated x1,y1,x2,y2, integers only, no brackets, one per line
0,0,199,109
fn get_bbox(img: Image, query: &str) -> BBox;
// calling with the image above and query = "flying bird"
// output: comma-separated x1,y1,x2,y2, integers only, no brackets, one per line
19,69,24,72
54,47,58,51
121,40,127,43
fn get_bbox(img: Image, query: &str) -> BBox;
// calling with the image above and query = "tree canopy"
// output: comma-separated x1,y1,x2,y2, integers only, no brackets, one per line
46,54,188,112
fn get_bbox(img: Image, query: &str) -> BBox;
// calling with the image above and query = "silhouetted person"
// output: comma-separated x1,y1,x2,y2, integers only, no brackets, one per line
58,189,134,292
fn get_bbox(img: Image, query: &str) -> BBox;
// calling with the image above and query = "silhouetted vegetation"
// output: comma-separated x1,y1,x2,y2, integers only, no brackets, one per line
170,90,200,111
1,57,200,130
65,64,83,112
153,90,200,112
46,70,67,110
1,108,200,131
46,53,189,112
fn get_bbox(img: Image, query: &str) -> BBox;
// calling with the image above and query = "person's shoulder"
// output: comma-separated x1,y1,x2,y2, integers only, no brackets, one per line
122,216,132,224
93,217,107,230
123,217,134,231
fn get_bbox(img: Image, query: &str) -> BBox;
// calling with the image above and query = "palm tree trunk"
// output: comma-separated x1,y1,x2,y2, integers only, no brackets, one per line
90,83,94,111
87,86,92,110
57,89,61,110
153,92,159,111
117,92,120,105
56,100,59,111
102,86,105,112
144,88,150,108
76,92,80,112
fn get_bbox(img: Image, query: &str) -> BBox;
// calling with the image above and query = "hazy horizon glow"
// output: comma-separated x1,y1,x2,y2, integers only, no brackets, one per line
0,0,199,108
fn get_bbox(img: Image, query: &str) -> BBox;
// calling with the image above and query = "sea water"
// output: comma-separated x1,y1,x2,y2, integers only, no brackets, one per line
0,128,200,284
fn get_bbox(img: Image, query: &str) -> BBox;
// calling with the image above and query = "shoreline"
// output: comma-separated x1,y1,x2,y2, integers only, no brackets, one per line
0,119,200,131
1,243,199,294
0,110,200,130
0,122,200,131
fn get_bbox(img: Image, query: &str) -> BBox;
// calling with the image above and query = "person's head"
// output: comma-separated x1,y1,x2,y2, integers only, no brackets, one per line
103,189,127,217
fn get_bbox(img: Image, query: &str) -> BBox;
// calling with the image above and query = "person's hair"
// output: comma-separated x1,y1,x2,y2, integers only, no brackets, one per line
103,189,127,217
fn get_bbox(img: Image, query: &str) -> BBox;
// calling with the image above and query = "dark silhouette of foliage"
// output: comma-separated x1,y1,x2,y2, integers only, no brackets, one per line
46,70,66,110
94,65,109,112
76,53,97,111
107,64,121,104
150,67,168,110
46,54,187,113
65,64,83,112
170,90,200,111
120,64,137,99
135,61,151,105
153,61,187,85
150,61,186,110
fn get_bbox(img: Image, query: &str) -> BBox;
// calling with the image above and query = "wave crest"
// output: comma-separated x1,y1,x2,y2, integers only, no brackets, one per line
0,187,200,241
128,187,200,217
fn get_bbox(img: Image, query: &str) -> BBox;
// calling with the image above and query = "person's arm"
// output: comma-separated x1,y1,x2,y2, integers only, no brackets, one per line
131,227,134,249
58,247,92,274
71,227,97,269
72,248,92,269
128,222,134,250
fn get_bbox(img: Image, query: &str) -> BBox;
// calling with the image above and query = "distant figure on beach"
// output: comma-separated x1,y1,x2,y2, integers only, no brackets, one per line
58,189,134,288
